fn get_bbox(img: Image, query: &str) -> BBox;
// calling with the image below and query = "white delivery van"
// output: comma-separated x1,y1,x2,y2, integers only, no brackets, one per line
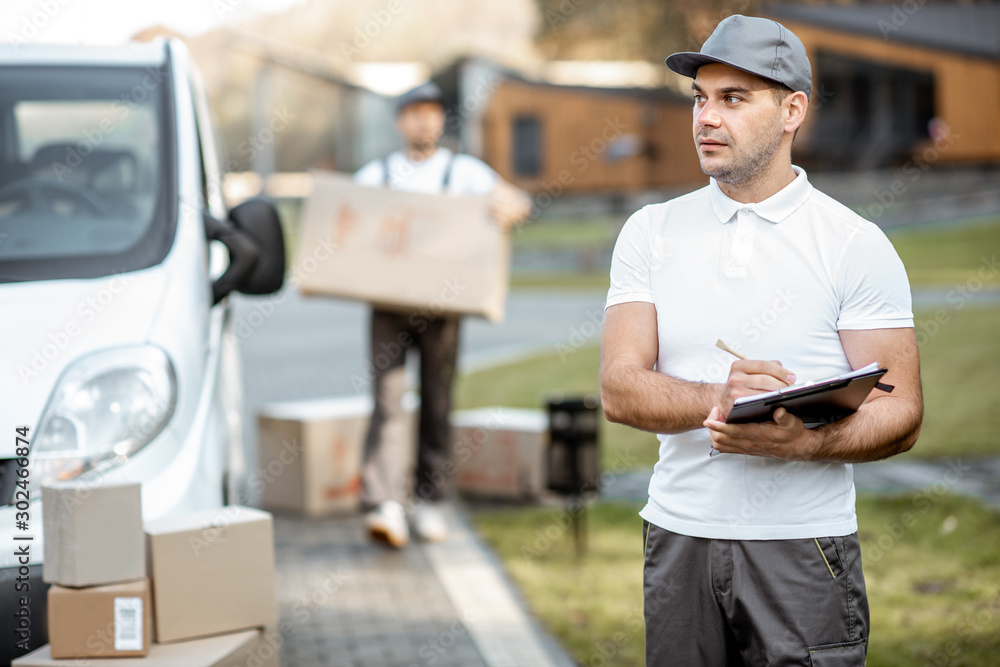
0,39,284,661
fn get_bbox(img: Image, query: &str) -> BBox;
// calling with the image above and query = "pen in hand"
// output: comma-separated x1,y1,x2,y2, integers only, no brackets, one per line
709,339,797,457
708,339,745,457
715,338,745,360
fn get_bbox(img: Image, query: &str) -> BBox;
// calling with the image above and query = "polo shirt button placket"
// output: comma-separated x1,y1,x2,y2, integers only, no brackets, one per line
725,207,754,274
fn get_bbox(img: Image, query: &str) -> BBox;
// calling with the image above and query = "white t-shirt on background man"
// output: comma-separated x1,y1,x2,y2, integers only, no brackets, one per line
354,147,497,196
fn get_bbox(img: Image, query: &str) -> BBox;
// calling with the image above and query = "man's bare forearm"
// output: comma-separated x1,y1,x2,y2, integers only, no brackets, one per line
813,394,923,463
600,361,719,434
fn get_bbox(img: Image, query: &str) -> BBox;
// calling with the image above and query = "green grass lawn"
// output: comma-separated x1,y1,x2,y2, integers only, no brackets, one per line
454,343,660,471
456,303,1000,463
511,215,622,251
911,305,1000,458
473,494,1000,667
888,217,1000,288
508,214,1000,293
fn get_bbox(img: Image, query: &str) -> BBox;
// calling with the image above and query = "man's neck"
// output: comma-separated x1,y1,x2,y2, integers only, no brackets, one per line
717,161,797,204
404,144,439,162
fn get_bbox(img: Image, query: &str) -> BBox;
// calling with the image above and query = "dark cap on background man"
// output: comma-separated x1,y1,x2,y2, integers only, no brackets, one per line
666,14,812,99
395,82,445,115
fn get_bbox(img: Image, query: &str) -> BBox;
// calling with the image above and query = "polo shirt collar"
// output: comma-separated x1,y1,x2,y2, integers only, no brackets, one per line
708,166,813,224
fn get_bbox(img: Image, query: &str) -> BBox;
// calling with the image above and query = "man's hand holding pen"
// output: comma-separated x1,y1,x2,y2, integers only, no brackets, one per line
705,341,819,460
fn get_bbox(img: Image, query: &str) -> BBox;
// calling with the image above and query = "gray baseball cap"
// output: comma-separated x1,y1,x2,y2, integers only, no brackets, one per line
395,82,444,114
666,15,812,99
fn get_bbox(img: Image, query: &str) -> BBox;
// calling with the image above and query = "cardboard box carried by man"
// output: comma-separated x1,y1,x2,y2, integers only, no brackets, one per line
294,171,511,322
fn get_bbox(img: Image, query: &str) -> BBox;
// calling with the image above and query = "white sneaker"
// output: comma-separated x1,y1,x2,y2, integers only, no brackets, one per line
413,502,449,543
365,500,409,548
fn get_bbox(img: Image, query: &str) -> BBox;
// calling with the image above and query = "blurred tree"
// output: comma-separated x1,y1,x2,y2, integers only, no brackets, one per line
535,0,763,61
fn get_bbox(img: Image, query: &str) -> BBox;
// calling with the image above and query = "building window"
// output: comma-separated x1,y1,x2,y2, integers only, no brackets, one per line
806,51,935,169
512,115,542,177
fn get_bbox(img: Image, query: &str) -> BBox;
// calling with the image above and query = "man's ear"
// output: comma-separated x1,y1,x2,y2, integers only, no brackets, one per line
784,91,809,133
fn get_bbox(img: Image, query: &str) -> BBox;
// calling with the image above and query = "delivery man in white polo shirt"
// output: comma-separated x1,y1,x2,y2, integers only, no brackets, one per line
599,15,923,666
354,83,529,548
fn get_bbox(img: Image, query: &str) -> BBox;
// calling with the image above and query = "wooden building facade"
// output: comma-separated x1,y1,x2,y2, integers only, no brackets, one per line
477,77,704,194
767,4,1000,169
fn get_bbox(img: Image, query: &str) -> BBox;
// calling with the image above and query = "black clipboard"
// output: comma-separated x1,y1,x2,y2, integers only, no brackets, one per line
725,364,889,429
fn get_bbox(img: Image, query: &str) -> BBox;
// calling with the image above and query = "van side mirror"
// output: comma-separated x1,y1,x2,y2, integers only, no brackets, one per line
206,197,286,304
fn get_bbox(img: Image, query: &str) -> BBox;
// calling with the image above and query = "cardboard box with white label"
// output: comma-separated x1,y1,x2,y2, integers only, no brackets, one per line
294,170,510,322
46,578,152,658
144,506,276,643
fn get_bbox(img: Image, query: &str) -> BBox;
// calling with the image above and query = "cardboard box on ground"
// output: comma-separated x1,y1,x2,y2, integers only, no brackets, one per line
256,395,416,516
14,628,278,667
451,408,550,501
294,170,510,323
257,400,551,509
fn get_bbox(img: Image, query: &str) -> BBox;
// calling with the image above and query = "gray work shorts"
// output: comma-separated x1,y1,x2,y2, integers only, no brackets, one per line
643,521,870,666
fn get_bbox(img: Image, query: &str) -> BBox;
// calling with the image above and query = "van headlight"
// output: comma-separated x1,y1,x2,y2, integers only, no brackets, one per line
31,345,177,489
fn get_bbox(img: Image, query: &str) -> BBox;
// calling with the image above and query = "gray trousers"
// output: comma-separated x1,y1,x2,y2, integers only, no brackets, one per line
644,522,869,666
360,308,460,508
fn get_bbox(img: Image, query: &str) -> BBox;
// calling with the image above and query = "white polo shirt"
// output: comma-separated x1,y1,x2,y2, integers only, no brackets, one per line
355,147,497,196
607,167,913,540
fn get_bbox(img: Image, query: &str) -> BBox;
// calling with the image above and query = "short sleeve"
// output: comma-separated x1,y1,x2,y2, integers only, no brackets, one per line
606,207,655,309
837,222,914,330
449,155,497,196
354,158,386,187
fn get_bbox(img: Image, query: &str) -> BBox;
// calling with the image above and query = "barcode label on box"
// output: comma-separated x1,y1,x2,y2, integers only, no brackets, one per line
114,596,143,651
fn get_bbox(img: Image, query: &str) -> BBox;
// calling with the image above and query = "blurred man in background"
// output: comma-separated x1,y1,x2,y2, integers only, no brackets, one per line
354,82,530,548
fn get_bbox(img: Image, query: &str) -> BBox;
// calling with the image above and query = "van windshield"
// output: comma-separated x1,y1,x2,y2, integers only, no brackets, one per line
0,64,175,282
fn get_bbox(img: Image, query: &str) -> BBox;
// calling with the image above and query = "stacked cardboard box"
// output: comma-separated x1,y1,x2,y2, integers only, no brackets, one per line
41,482,152,658
256,394,416,516
451,407,550,501
144,506,277,643
31,481,280,666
